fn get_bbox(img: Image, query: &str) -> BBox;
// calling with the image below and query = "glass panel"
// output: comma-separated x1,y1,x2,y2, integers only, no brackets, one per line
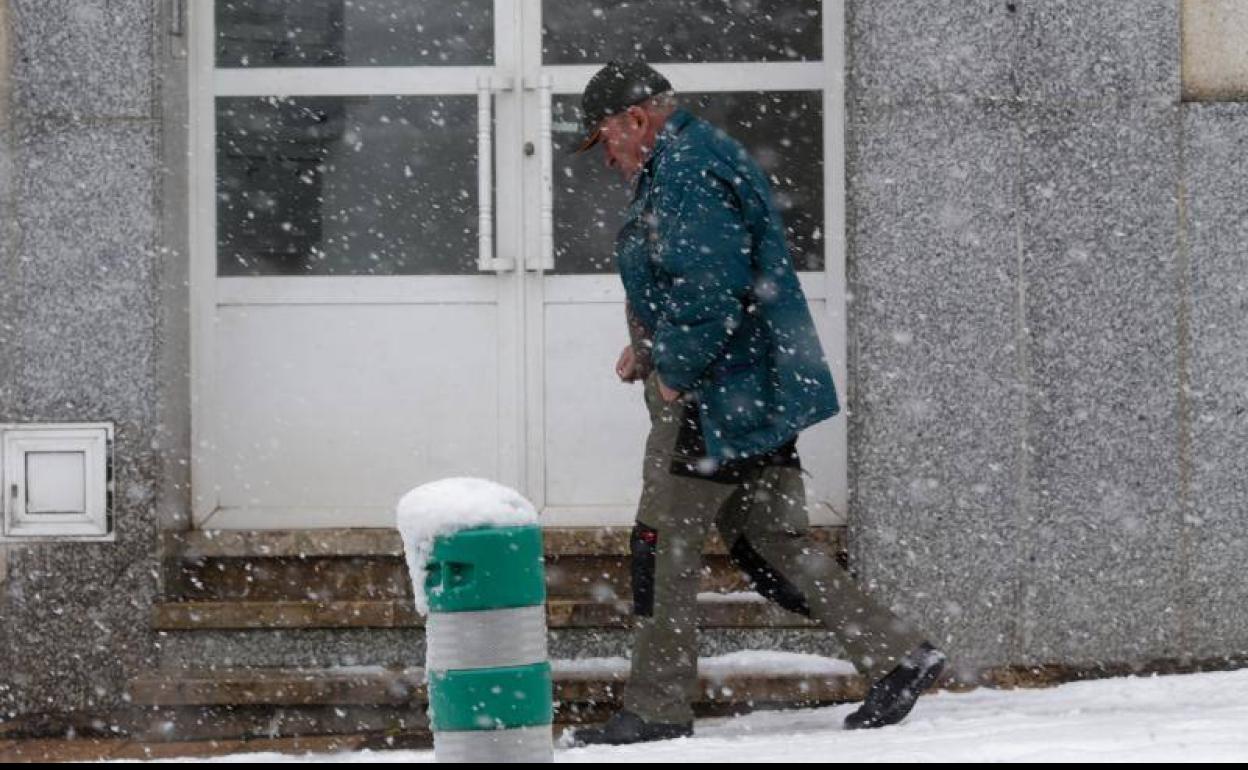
216,95,480,276
542,0,820,65
552,90,824,274
216,0,493,68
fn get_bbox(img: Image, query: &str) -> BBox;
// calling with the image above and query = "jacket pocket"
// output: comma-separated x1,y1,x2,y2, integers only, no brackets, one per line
701,362,773,439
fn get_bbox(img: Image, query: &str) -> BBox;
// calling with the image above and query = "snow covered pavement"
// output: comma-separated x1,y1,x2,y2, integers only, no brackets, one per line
108,668,1248,762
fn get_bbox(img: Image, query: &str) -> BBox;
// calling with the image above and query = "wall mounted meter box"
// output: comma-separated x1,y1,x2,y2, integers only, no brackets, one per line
0,423,114,542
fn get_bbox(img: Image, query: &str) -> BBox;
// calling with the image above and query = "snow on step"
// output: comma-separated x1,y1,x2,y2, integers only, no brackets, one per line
551,651,856,679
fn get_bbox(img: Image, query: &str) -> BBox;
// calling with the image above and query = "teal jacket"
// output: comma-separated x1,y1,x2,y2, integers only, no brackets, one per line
615,108,840,461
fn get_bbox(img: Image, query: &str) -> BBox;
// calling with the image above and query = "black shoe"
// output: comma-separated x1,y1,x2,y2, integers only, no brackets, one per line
564,709,693,746
843,642,947,730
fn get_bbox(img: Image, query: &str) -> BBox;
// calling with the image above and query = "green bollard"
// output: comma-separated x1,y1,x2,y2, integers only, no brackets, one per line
421,524,553,762
396,478,552,762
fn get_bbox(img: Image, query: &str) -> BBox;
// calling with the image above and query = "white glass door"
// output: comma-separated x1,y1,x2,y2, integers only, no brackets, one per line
191,0,525,528
522,0,847,526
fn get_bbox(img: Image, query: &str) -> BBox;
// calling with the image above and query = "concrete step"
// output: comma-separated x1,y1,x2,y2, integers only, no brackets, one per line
161,527,847,559
163,552,752,602
128,661,868,713
119,658,867,742
151,596,819,631
150,528,848,678
153,627,847,671
159,527,848,602
0,735,398,763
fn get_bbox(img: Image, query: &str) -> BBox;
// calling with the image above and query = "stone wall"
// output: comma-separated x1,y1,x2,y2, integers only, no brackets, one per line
0,0,169,721
843,0,1248,674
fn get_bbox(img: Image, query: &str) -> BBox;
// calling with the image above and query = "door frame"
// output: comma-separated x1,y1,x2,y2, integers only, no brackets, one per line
186,0,848,529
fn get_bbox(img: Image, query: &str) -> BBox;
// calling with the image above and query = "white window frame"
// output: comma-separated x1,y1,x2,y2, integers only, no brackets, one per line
0,423,115,543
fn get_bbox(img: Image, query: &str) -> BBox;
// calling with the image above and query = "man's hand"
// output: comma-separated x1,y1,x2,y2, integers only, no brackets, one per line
658,378,681,403
615,344,639,383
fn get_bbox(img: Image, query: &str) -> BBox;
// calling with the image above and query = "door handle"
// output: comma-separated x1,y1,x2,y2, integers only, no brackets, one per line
477,74,515,272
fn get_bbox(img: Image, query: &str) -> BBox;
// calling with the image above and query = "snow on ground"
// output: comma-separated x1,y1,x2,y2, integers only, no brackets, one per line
104,668,1248,762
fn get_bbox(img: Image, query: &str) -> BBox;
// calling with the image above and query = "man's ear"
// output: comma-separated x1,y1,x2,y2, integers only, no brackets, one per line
627,104,648,130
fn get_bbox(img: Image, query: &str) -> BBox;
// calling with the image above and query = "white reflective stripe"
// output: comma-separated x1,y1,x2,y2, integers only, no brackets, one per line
434,724,553,764
426,605,548,671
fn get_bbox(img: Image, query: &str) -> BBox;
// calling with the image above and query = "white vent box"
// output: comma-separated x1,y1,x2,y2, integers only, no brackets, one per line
0,423,114,542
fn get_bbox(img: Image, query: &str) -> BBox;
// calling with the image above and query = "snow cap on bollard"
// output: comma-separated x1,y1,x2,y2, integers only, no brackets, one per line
395,478,553,763
395,477,539,615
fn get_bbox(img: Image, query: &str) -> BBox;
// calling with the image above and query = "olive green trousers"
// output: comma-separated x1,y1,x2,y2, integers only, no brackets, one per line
621,373,929,725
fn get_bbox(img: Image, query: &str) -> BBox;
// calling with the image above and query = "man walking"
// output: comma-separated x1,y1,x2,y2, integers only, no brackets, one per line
569,60,947,746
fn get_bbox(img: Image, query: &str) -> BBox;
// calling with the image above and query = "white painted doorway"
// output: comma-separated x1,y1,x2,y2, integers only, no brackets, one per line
189,0,846,529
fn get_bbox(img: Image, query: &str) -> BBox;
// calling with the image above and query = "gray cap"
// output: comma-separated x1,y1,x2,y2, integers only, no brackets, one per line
572,59,673,154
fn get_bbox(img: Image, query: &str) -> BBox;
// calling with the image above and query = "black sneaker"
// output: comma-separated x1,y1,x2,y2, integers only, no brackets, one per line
564,709,693,746
843,642,947,730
